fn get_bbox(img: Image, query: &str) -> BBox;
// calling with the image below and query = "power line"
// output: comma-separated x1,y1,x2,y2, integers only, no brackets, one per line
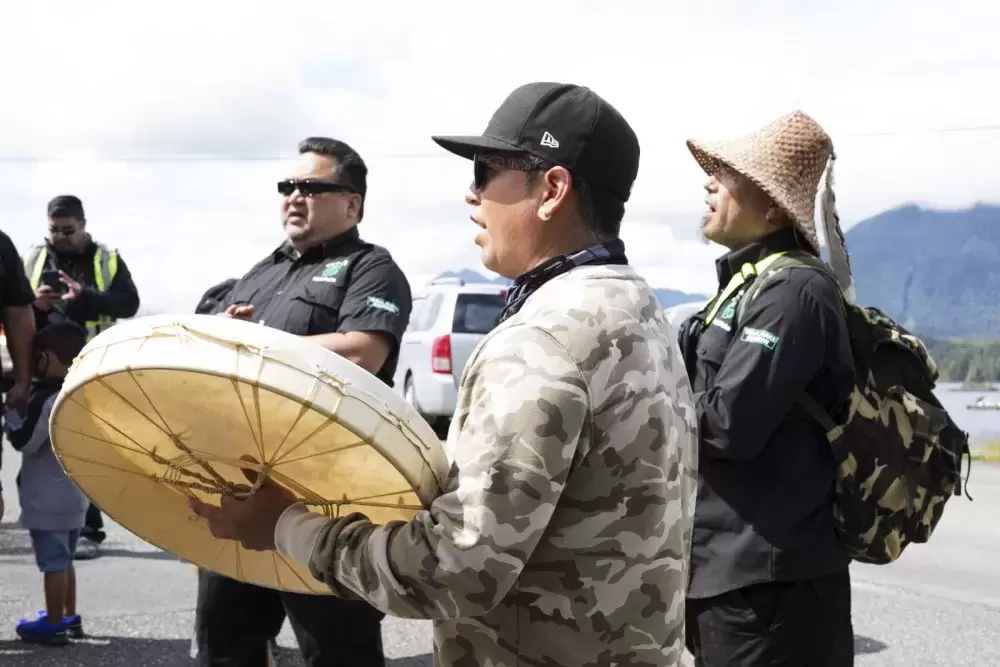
0,124,997,163
843,124,1000,138
0,152,451,163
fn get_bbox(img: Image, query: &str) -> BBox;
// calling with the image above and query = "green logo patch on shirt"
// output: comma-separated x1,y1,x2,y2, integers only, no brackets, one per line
367,296,400,315
720,301,736,321
322,260,348,277
740,326,780,350
313,260,349,284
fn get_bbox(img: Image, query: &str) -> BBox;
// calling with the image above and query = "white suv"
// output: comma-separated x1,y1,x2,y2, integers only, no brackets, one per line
394,278,507,434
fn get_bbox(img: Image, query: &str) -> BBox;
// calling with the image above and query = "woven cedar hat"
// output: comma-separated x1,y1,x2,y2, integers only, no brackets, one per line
686,110,833,254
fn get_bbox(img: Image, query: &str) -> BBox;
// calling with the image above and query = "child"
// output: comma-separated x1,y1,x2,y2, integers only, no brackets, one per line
5,321,89,646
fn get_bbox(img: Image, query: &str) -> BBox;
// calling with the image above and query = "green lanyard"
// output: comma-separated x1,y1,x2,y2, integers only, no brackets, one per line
702,251,788,326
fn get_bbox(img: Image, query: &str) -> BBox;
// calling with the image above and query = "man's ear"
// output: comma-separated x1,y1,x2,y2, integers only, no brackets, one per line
347,194,363,220
765,201,790,226
537,166,573,221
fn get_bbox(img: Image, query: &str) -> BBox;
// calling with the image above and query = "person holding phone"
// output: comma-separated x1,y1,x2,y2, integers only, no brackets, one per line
22,194,141,559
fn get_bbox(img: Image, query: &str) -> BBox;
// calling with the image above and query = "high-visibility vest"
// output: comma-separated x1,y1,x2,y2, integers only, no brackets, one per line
24,243,120,341
700,251,790,327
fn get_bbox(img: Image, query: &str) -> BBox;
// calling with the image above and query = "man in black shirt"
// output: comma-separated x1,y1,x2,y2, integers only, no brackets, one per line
678,111,856,666
0,228,36,522
192,136,412,667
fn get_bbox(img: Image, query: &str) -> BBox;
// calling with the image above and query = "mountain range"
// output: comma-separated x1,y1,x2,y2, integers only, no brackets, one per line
430,269,707,309
845,203,999,339
431,203,1000,340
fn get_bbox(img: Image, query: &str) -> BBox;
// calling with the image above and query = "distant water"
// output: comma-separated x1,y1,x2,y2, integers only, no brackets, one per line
934,382,1000,453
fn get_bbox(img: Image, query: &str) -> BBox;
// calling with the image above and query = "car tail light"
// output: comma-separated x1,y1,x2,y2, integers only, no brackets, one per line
431,334,452,374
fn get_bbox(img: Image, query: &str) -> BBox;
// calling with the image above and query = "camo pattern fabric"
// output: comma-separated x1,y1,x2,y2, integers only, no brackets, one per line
821,302,967,565
735,252,968,566
306,264,700,666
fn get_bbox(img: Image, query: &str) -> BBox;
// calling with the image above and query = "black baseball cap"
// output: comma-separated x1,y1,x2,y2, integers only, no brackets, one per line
47,194,85,220
432,82,640,202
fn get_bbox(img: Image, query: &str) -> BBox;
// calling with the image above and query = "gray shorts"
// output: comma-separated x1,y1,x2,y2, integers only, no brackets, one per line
29,529,81,573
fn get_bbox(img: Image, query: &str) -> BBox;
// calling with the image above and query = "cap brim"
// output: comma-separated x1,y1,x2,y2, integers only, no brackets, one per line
431,135,525,161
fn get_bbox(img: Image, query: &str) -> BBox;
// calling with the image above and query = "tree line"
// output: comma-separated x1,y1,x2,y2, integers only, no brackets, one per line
923,337,1000,383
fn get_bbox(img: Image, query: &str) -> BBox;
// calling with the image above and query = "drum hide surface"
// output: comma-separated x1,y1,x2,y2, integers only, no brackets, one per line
49,314,449,594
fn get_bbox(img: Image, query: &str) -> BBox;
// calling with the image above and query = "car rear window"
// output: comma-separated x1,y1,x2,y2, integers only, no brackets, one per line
453,293,505,334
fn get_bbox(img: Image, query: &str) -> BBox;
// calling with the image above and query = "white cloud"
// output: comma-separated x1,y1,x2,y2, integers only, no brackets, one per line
0,0,997,313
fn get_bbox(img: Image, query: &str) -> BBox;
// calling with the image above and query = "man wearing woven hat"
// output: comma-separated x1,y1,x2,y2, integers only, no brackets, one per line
677,111,857,666
192,81,700,666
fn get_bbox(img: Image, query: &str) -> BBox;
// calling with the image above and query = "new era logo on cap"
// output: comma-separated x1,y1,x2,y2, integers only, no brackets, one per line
540,131,560,148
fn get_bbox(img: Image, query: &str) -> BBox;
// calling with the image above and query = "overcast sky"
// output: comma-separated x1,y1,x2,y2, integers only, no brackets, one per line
1,1,997,313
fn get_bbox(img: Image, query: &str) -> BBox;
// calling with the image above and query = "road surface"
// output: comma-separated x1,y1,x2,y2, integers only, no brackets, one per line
1,452,998,665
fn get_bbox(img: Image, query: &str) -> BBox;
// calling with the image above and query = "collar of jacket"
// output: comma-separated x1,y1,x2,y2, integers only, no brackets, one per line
499,238,628,323
277,225,361,262
714,226,809,288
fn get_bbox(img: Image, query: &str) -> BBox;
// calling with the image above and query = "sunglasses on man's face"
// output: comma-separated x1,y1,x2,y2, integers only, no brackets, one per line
472,154,546,192
48,225,78,237
277,179,355,197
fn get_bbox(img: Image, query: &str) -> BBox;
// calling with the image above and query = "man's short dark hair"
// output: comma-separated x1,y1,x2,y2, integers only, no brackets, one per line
35,321,88,365
47,195,85,222
520,155,625,238
298,137,368,221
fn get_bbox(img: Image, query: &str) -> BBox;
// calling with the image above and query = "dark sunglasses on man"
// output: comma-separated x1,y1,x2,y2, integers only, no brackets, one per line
277,179,356,197
472,153,549,193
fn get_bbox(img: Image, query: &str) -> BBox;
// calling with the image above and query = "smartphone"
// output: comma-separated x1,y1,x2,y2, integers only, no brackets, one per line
40,269,67,294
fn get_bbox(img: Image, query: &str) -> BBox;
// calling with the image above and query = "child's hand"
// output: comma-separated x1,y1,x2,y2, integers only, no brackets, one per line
5,381,29,413
3,406,24,432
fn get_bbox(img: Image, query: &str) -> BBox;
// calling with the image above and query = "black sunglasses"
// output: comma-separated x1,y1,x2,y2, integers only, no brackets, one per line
472,154,549,192
47,225,78,237
277,179,355,197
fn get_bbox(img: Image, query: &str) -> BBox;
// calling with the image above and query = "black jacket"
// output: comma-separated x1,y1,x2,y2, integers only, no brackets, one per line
678,227,855,599
195,278,238,315
31,238,140,332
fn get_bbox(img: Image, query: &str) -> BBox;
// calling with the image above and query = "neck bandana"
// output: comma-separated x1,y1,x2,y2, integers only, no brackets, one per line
498,239,628,323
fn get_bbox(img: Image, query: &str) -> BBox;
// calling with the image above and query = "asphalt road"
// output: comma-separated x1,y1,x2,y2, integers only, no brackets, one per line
1,453,998,666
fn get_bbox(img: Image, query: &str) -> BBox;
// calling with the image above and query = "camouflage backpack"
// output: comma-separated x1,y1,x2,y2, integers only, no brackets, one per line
735,249,972,565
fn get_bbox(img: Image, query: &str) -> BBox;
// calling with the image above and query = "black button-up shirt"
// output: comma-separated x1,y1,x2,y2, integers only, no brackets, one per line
221,227,412,387
678,226,855,599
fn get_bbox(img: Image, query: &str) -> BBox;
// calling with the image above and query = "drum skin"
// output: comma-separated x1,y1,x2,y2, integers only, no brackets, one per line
49,314,449,594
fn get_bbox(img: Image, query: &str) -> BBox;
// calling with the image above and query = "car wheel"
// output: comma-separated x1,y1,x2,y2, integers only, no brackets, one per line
404,374,419,411
405,374,446,436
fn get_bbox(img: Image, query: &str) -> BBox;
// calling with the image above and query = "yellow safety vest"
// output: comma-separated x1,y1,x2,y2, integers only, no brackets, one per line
701,251,789,326
24,243,120,341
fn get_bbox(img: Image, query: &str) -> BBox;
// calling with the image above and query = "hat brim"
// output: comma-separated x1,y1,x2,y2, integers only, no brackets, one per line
686,137,820,252
431,134,526,161
686,137,794,222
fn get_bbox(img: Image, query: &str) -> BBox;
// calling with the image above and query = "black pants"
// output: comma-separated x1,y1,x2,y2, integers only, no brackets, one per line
81,502,106,543
685,570,854,667
194,568,386,667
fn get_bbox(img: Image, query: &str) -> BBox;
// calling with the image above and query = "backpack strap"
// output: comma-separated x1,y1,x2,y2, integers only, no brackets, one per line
734,250,835,327
702,251,792,327
731,249,852,442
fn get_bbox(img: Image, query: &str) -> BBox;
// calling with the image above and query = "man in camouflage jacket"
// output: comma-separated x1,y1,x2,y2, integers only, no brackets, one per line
193,82,700,666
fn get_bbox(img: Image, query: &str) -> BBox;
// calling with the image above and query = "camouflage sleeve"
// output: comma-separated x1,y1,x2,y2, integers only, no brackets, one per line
276,323,589,619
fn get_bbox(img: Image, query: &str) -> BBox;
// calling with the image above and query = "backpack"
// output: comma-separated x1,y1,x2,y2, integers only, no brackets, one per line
195,278,238,315
734,249,972,565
